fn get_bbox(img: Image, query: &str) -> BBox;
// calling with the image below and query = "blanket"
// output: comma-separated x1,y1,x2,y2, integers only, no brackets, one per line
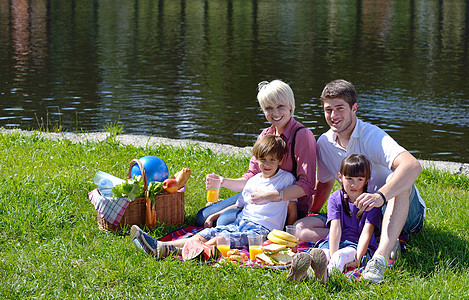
159,226,397,281
89,188,129,226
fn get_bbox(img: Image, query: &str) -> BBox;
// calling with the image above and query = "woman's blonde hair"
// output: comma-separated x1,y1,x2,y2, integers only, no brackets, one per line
257,79,295,116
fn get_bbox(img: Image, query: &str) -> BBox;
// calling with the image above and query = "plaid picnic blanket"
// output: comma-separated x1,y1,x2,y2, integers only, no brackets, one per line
158,226,396,280
88,188,129,226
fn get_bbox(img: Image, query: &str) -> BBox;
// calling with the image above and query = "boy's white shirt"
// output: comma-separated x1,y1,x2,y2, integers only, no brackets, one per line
236,169,297,231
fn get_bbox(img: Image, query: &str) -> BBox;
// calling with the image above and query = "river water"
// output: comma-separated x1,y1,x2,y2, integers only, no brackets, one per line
1,0,468,162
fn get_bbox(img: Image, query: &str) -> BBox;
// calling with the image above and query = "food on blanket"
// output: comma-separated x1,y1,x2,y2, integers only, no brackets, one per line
219,249,249,265
182,239,221,261
172,168,191,189
226,249,240,256
255,243,295,266
162,178,178,193
267,229,299,248
262,243,287,254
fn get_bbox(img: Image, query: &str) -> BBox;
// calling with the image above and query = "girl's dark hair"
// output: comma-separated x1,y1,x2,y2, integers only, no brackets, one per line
339,154,371,217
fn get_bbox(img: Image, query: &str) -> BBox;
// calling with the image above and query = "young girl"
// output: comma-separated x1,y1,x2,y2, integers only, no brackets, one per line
288,154,382,283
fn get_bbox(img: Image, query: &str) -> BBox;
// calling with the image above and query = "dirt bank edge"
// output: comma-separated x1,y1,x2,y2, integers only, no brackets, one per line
3,129,468,175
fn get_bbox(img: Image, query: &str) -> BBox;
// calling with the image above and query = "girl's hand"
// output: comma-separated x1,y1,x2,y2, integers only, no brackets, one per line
344,254,360,269
345,259,359,269
206,174,223,190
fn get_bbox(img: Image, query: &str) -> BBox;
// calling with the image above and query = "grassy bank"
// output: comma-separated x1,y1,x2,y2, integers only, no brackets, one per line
0,132,468,299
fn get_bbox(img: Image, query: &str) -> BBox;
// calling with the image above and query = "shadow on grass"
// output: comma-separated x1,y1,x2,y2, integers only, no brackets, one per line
402,224,469,276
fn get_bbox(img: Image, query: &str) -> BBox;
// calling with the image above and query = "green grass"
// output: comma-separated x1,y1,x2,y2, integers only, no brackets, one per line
0,132,468,299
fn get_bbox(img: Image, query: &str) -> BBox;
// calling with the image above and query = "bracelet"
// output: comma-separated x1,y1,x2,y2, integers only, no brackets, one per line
279,190,284,202
376,191,387,206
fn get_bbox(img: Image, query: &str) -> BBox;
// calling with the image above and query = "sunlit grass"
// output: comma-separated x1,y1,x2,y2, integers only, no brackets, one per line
0,132,468,299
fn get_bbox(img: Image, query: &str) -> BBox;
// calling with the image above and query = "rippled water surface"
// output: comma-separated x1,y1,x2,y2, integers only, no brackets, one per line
1,0,468,162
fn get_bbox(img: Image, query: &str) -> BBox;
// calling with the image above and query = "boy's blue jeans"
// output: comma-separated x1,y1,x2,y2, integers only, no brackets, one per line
195,193,242,227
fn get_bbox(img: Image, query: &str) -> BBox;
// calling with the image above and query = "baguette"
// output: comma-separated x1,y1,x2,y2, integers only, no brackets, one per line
172,168,191,189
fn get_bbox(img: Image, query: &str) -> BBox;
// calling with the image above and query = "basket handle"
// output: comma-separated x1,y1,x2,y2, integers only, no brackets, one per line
128,159,149,193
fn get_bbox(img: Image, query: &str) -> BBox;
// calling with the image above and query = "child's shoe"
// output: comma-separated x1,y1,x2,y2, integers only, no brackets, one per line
130,225,176,259
287,252,313,282
310,248,328,284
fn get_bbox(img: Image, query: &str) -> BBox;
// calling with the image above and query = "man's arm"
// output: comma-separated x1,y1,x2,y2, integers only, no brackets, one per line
380,151,422,201
355,151,422,210
310,179,335,212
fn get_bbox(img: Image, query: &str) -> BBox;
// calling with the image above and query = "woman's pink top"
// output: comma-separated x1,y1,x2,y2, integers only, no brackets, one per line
242,117,318,214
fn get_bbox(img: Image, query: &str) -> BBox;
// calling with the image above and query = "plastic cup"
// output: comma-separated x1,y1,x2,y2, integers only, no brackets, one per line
206,174,222,203
285,225,298,238
248,233,264,261
216,232,231,257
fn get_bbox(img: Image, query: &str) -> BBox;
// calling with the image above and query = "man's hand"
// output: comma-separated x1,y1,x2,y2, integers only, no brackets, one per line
354,192,385,214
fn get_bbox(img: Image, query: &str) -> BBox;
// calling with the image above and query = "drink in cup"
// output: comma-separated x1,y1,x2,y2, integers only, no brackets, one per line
285,225,299,252
206,174,222,203
216,232,231,257
285,225,298,238
248,233,264,261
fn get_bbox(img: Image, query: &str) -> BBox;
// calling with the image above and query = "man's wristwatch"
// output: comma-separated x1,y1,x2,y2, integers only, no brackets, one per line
376,191,387,206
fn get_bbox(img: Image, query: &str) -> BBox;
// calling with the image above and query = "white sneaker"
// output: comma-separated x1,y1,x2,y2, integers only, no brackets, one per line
390,239,401,261
362,256,386,283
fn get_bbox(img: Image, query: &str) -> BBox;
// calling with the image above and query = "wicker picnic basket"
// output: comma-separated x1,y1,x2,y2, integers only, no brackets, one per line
96,158,185,232
145,187,185,228
96,159,148,232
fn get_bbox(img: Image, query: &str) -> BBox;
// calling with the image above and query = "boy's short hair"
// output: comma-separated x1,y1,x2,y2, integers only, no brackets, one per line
257,79,295,115
252,134,287,161
320,79,357,108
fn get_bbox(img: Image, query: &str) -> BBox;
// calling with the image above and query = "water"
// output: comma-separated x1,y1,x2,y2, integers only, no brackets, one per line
1,0,468,162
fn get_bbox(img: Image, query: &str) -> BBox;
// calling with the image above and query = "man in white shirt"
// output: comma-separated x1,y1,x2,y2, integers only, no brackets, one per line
296,79,425,283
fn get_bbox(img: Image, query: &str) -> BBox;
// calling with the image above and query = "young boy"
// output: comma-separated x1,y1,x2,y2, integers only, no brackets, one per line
131,134,297,259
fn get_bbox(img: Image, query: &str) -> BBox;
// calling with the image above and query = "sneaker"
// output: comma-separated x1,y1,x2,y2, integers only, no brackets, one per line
390,239,401,261
287,252,313,282
130,225,176,259
362,256,386,283
310,248,328,284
